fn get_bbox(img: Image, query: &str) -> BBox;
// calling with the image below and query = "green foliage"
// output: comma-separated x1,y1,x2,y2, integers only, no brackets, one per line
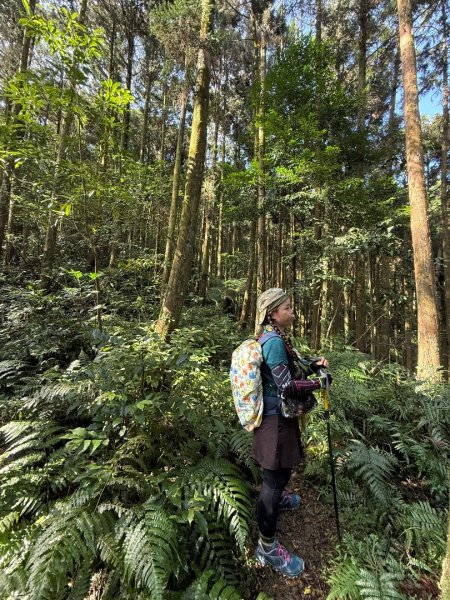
0,288,257,599
168,569,242,599
1,274,448,600
326,534,407,600
304,350,449,599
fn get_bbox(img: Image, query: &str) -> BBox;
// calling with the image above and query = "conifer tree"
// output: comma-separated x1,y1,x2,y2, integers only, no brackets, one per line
397,0,442,381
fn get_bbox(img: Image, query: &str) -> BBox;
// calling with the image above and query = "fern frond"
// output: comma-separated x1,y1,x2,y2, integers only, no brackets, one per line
327,558,361,600
400,501,446,554
0,420,33,445
26,506,116,600
192,458,253,551
66,560,93,600
0,511,19,535
345,442,397,504
0,359,31,382
119,501,179,599
23,381,76,414
225,429,259,482
356,568,406,599
176,569,243,599
194,524,238,586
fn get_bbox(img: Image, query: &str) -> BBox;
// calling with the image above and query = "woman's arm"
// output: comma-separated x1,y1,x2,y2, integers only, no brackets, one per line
270,363,320,398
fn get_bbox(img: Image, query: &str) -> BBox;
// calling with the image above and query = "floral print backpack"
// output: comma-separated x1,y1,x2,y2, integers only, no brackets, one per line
229,332,277,432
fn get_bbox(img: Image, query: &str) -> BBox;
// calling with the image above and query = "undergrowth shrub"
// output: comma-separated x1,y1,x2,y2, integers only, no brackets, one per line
0,298,257,599
300,347,449,599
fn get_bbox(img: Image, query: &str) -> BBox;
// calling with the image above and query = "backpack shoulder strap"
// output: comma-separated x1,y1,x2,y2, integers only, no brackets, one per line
258,331,279,347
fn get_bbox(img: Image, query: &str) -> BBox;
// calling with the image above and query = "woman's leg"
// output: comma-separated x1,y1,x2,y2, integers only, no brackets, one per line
255,466,304,577
256,467,292,539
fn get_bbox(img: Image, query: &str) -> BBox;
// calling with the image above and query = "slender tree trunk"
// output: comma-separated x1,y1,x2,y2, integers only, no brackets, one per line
397,0,442,380
101,20,116,170
291,212,298,337
41,93,74,282
377,49,400,360
239,220,257,327
440,0,450,378
329,255,343,340
0,174,11,258
199,84,220,301
355,0,369,353
215,111,227,279
255,9,269,294
162,72,190,287
122,29,134,151
140,57,152,163
155,0,214,338
316,0,322,42
2,192,16,268
276,214,283,287
377,253,391,360
160,79,168,161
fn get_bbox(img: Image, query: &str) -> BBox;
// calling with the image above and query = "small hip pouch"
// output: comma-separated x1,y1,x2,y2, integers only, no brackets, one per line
281,393,318,418
263,395,282,416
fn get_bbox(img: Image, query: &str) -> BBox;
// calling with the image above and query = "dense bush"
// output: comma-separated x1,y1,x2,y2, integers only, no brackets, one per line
302,349,449,599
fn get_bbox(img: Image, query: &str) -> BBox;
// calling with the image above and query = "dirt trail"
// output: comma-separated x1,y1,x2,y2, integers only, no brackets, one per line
252,465,338,600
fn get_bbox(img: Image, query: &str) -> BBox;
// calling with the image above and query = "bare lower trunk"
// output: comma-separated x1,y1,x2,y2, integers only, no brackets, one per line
398,0,442,380
355,254,367,352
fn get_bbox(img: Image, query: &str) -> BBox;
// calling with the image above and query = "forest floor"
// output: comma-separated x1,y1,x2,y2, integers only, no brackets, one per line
251,463,338,600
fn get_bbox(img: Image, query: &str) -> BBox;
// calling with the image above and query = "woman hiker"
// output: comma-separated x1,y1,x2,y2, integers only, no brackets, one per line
253,288,330,578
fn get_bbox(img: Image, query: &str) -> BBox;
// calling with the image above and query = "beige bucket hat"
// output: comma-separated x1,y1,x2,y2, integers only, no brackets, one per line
255,288,290,327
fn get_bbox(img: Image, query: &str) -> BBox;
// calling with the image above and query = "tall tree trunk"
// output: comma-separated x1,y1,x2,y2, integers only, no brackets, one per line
216,118,226,280
440,0,450,379
377,49,400,360
354,254,367,351
397,0,442,381
355,0,369,353
162,71,190,287
316,0,322,42
101,19,116,171
155,0,214,338
291,212,298,337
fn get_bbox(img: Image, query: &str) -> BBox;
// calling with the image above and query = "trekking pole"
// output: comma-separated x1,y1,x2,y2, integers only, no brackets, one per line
319,369,342,543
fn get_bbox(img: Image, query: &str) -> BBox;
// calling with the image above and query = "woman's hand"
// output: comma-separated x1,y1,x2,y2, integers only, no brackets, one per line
313,356,329,369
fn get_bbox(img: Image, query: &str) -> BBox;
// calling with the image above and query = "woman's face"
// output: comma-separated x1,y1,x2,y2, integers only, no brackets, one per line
270,299,295,330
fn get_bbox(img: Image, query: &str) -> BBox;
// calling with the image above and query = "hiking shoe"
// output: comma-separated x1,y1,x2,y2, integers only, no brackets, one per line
255,540,304,578
279,490,301,511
